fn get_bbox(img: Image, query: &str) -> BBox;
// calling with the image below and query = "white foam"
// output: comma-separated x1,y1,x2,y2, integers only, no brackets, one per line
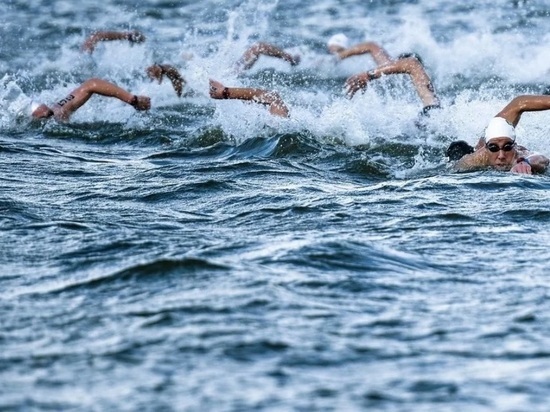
3,0,549,160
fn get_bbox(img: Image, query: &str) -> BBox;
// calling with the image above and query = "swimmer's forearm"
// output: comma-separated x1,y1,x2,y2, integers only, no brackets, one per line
256,43,295,63
82,30,145,52
158,65,185,97
238,42,299,70
223,87,267,101
92,31,144,42
338,42,392,65
452,151,488,172
223,87,289,117
496,95,550,127
85,79,135,102
93,31,127,41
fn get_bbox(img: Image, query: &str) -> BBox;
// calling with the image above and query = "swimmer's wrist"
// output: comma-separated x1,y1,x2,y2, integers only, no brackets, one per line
130,95,138,107
516,156,531,166
222,87,230,99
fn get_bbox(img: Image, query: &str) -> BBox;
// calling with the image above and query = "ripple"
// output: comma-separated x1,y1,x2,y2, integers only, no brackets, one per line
19,258,229,297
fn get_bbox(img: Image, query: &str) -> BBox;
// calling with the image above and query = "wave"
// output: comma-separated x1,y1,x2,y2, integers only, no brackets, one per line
17,257,229,297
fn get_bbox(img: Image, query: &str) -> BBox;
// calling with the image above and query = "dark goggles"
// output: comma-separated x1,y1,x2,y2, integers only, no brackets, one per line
486,142,516,153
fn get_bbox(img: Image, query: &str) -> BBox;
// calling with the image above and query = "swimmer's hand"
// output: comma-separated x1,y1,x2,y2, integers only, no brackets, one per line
287,54,301,66
511,158,532,174
130,95,151,111
345,72,371,98
209,79,226,99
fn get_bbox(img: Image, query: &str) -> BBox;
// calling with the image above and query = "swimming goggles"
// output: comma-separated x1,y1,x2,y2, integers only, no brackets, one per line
485,142,516,153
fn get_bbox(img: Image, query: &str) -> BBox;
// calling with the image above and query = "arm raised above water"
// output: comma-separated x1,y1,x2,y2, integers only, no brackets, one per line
82,30,146,53
236,42,300,71
494,95,550,127
345,56,439,108
147,64,186,97
51,78,150,121
337,41,393,66
209,79,289,118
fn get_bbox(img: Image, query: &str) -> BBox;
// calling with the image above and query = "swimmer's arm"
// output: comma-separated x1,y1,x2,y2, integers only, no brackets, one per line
236,42,300,71
53,78,151,121
452,151,488,172
209,79,289,117
337,42,393,66
496,95,550,127
511,154,550,174
147,64,185,97
345,57,439,107
82,30,146,53
162,65,185,97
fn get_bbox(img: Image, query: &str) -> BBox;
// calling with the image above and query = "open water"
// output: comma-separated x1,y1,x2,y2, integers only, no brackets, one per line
1,0,550,410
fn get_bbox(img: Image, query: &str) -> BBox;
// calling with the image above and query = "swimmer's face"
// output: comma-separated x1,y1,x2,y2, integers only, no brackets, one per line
485,137,517,170
31,104,54,119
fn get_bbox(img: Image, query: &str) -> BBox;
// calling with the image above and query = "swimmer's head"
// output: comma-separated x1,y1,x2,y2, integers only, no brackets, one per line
327,33,349,54
484,117,515,143
31,102,54,119
397,52,424,66
446,140,475,161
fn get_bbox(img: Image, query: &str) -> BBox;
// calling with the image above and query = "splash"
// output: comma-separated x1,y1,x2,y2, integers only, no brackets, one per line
0,74,33,127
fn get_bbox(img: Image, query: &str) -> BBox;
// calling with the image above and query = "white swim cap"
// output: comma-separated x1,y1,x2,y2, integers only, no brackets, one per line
485,117,516,142
327,33,349,49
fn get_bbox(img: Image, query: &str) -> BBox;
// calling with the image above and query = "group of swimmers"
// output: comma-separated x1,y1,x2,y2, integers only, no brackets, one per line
29,30,550,174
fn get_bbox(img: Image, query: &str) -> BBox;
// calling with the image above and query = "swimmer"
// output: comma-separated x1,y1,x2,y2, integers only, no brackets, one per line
209,79,289,118
451,95,550,174
31,78,151,122
81,30,146,53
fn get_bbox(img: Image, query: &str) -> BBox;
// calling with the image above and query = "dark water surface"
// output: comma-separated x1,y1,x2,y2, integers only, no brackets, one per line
2,0,550,410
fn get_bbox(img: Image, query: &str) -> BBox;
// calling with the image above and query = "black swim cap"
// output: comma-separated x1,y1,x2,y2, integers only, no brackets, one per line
446,140,474,161
397,52,424,66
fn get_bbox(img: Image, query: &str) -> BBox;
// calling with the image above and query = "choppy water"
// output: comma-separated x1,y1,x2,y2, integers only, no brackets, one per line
2,0,550,410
